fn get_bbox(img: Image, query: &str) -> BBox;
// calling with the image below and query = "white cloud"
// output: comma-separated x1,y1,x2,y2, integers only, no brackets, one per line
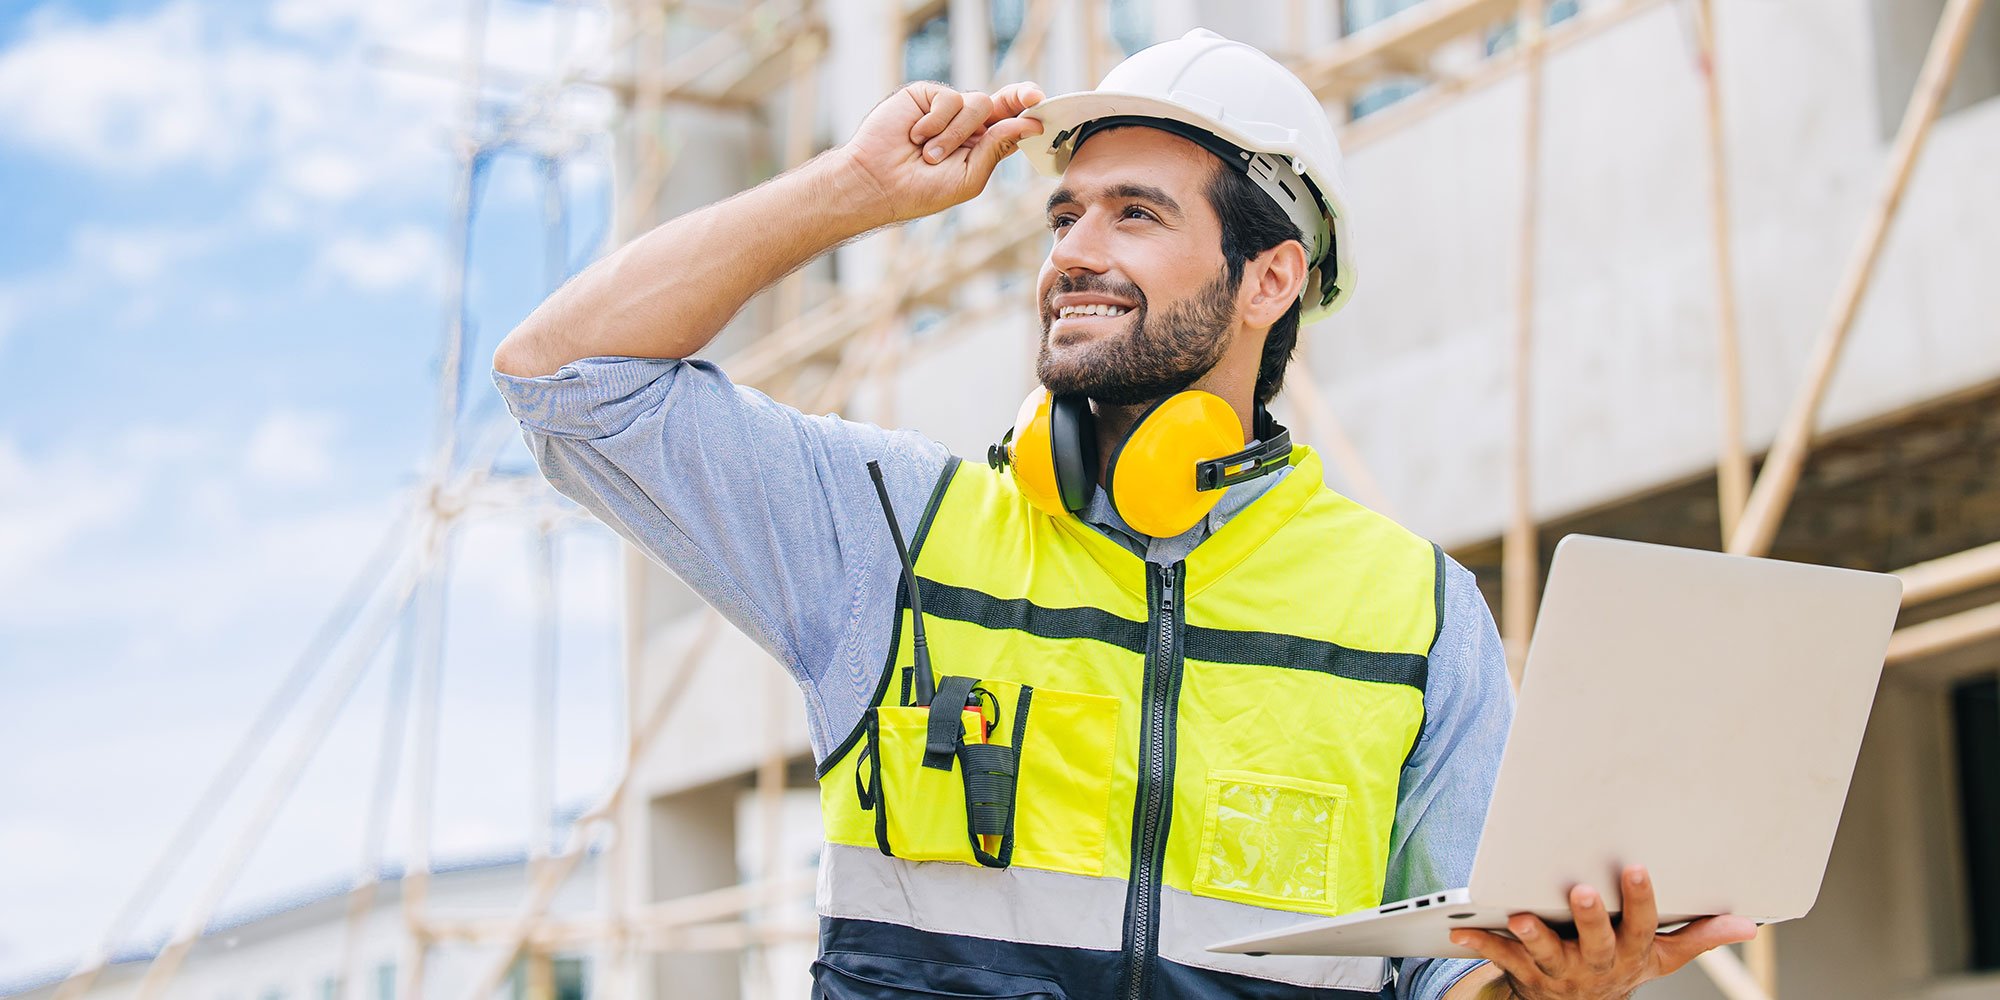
0,4,286,172
68,224,219,285
0,436,147,593
245,410,341,488
279,149,369,202
0,2,461,195
316,225,447,294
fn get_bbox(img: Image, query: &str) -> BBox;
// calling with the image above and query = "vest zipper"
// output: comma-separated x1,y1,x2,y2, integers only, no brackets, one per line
1123,560,1183,1000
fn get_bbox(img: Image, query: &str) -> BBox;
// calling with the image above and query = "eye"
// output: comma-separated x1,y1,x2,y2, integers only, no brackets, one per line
1123,206,1156,221
1047,214,1074,232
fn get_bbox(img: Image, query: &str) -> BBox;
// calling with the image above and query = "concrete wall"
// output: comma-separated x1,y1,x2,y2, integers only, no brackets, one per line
1313,0,2000,548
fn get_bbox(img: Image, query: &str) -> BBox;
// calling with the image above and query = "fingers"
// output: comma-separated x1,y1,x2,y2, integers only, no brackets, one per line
1508,913,1568,979
1653,916,1759,976
909,86,964,157
989,81,1045,122
1450,929,1543,989
969,115,1043,175
1571,883,1618,974
910,83,1045,164
925,91,993,162
1615,865,1659,960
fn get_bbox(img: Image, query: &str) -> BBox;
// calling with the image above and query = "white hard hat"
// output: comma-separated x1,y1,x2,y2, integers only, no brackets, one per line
1019,27,1356,324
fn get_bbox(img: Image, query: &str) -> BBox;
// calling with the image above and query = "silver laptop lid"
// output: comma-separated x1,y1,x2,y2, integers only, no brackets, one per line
1467,535,1903,922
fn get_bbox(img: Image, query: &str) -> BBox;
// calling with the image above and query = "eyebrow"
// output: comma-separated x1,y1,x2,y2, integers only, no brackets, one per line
1045,182,1185,221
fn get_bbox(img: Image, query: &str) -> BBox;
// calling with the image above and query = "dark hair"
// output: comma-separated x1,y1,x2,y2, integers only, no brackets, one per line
1204,159,1306,406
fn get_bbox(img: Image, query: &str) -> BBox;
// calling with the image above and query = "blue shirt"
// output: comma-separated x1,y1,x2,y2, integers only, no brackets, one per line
495,355,1513,999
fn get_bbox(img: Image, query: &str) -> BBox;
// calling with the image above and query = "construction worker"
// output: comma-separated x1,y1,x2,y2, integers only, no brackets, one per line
493,28,1752,1000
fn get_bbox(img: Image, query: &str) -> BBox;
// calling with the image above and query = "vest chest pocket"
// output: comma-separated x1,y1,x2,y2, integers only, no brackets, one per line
1009,687,1119,877
1192,769,1347,916
858,680,1119,875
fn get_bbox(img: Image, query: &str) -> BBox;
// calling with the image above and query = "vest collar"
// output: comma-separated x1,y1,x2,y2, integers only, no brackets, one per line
1042,446,1326,600
1185,445,1321,599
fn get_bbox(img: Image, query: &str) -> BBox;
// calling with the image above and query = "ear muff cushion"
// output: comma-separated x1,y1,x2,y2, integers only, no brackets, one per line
1106,390,1244,538
1049,393,1098,513
1008,387,1068,518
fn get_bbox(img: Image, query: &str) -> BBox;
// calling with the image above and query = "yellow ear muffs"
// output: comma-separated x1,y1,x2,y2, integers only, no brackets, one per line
990,387,1103,518
991,386,1293,534
1104,390,1244,538
991,387,1065,518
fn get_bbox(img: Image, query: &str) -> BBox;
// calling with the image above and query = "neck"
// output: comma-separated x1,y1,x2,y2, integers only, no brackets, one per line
1090,371,1258,485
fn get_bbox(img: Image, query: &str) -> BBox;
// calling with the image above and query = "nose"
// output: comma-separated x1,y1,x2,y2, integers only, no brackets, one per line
1048,206,1112,277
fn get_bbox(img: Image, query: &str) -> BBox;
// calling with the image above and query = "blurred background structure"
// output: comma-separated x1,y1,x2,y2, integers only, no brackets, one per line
5,0,1999,998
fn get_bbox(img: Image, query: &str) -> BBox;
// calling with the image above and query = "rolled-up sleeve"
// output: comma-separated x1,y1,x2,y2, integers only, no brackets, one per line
1388,556,1516,1000
493,356,949,756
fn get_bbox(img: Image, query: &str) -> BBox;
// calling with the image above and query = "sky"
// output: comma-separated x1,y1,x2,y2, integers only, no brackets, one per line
0,0,633,984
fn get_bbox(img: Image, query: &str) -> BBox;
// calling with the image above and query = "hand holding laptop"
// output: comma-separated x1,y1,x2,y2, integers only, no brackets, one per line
1208,537,1903,992
1447,864,1755,999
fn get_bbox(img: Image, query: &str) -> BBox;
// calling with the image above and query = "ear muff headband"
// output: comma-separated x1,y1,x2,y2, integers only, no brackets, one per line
1048,393,1098,513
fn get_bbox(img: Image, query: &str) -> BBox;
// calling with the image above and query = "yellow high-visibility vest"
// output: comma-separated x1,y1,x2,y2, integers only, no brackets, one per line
814,446,1441,997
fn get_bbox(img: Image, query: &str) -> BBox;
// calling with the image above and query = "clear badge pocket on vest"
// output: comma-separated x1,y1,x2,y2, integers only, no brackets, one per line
1192,769,1348,916
858,677,1032,867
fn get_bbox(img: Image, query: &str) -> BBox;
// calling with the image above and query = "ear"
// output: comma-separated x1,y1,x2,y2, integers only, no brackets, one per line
1240,239,1308,328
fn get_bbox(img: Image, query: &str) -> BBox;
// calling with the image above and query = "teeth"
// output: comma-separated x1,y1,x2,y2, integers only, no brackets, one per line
1057,304,1131,319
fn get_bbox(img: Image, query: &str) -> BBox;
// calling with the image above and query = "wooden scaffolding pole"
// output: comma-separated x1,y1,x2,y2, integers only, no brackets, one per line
1726,0,1989,559
1888,600,2000,666
1501,0,1545,687
1689,0,1769,986
396,522,458,1000
1693,0,1751,544
341,599,422,1000
1898,539,2000,606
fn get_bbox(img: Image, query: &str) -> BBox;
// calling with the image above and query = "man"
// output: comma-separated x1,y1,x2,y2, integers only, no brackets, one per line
493,28,1751,1000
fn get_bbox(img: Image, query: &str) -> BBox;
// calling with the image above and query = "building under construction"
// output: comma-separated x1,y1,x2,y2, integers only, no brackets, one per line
21,0,2000,999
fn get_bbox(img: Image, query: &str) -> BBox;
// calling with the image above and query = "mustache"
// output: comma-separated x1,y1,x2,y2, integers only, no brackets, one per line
1043,274,1146,317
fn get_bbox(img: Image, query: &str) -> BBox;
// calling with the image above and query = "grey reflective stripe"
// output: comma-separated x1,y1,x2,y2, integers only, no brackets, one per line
1156,888,1393,991
817,842,1128,951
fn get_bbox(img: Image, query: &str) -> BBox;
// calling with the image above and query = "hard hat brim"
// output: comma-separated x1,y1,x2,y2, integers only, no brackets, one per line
1020,91,1267,177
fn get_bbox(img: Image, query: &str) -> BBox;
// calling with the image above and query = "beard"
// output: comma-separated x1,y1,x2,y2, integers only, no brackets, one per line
1036,267,1237,406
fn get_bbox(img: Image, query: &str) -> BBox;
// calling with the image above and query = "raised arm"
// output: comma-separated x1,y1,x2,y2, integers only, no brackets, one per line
492,80,1046,378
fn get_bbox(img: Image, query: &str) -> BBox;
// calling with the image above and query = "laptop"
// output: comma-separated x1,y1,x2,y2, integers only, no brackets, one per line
1209,533,1904,960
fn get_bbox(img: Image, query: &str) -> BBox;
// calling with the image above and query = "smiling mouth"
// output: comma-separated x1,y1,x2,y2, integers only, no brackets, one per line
1048,304,1144,332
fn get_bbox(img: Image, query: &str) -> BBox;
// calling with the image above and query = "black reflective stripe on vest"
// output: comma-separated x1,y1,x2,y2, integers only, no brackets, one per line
916,578,1427,693
1183,626,1428,690
918,579,1151,654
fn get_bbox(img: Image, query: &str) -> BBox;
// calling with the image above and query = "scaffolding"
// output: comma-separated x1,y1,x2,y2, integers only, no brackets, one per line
41,1,2000,999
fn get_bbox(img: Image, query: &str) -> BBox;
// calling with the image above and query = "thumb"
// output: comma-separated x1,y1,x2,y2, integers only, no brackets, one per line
969,117,1044,179
1653,916,1758,975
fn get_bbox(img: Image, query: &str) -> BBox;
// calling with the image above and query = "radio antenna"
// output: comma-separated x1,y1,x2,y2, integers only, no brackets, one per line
867,461,935,706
